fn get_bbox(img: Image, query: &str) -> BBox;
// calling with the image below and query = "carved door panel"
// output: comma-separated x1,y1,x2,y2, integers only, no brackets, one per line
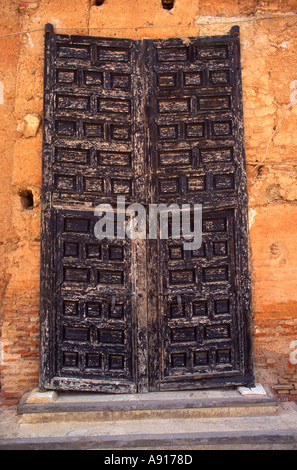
40,34,147,392
40,29,253,392
145,36,253,390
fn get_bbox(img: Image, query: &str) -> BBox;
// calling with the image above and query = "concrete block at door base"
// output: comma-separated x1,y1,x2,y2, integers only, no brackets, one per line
26,388,58,404
237,383,267,396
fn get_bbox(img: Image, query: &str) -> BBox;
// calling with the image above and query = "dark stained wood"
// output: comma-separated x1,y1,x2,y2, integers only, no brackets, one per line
40,31,145,393
40,28,254,393
145,34,254,390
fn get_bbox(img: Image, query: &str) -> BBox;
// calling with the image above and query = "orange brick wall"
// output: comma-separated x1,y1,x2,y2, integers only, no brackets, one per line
1,0,297,403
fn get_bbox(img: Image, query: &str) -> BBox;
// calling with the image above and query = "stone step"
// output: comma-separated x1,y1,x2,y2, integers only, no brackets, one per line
1,429,297,450
2,402,297,450
17,386,278,424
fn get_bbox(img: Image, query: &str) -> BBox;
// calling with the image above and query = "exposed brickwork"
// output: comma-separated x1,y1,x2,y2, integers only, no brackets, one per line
274,364,297,402
0,0,297,402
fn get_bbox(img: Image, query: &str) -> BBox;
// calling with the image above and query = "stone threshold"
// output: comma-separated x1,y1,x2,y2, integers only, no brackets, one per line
17,385,278,423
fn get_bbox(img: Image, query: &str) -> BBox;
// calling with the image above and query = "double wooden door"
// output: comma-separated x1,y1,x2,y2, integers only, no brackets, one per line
40,28,254,393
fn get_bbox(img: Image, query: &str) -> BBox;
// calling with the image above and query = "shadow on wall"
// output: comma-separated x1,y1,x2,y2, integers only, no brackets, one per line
93,0,175,9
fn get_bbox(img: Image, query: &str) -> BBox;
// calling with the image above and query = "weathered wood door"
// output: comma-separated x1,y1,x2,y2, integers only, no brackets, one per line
40,27,254,393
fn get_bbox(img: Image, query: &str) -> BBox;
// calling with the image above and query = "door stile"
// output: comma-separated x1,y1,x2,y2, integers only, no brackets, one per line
132,39,149,392
143,39,162,391
40,28,56,389
229,36,254,380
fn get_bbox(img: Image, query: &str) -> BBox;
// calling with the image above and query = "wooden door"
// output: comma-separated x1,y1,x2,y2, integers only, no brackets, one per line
40,28,254,392
145,35,254,390
40,33,147,392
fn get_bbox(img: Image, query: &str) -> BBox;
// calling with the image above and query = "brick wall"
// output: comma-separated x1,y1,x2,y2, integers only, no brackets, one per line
1,0,297,403
274,364,297,401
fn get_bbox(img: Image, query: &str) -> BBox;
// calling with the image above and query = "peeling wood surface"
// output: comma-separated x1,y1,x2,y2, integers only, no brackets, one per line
40,31,254,393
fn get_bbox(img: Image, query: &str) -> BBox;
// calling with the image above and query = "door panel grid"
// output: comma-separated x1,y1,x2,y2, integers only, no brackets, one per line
40,28,254,392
